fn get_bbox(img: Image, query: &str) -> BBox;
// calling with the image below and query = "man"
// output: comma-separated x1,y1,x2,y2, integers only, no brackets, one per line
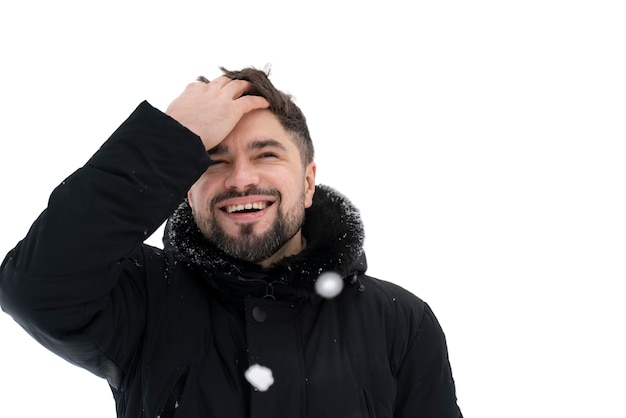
0,67,462,417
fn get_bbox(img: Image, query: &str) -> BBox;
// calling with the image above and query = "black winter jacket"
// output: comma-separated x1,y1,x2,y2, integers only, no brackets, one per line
0,102,462,418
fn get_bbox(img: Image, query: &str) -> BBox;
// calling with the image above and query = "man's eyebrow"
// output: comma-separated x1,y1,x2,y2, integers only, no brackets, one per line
208,139,287,156
248,139,288,152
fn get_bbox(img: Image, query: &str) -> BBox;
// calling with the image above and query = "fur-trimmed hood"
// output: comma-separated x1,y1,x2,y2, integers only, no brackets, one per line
163,184,367,297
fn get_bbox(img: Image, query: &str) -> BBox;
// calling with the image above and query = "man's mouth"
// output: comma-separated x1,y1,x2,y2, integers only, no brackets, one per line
223,201,272,214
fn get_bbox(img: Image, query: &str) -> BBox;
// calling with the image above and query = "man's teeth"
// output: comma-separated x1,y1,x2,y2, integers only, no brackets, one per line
225,201,268,213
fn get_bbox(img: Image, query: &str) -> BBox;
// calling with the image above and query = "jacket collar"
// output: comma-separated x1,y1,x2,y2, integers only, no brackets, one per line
164,184,366,296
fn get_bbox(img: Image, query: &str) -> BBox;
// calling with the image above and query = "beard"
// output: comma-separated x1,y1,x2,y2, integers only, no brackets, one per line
192,188,306,263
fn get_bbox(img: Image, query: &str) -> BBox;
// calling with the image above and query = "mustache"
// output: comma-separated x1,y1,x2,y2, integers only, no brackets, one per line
210,187,281,206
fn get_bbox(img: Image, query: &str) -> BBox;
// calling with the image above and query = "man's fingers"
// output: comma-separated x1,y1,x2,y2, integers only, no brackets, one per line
221,79,258,99
166,75,271,150
195,77,260,103
214,77,270,112
208,75,233,88
237,95,270,114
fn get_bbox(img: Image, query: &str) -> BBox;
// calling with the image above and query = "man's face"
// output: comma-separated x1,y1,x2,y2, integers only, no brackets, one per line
187,109,316,267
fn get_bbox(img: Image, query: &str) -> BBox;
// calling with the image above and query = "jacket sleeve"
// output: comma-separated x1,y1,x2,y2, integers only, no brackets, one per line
394,302,463,418
0,101,211,390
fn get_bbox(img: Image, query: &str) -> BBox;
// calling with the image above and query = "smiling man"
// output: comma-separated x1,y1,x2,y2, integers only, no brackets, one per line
188,108,316,267
0,67,463,417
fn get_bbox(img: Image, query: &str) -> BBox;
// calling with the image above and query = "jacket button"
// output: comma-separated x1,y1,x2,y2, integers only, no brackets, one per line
252,306,267,323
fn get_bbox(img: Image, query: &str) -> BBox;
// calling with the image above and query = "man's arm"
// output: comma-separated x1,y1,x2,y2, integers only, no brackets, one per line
394,303,463,417
0,79,270,389
0,102,211,389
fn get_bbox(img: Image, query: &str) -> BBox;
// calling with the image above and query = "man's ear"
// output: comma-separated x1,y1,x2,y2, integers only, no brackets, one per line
304,162,316,209
187,190,194,209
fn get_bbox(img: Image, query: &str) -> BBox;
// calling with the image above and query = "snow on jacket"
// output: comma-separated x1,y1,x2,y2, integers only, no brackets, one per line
0,101,462,418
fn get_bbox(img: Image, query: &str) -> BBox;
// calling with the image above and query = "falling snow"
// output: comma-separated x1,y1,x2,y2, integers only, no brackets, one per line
315,271,344,299
245,364,274,392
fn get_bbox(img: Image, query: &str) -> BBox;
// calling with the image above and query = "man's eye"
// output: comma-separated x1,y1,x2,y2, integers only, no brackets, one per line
258,152,278,159
209,159,227,166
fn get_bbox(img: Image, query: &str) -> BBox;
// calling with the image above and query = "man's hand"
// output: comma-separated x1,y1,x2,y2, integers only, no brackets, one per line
166,76,270,150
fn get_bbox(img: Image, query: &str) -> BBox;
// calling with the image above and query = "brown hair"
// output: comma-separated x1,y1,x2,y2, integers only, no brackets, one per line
218,66,314,165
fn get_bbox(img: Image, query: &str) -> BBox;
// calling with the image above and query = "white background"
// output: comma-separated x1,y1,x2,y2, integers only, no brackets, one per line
1,1,625,417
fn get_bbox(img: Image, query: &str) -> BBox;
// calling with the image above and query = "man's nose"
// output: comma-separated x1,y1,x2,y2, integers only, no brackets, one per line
224,159,260,190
